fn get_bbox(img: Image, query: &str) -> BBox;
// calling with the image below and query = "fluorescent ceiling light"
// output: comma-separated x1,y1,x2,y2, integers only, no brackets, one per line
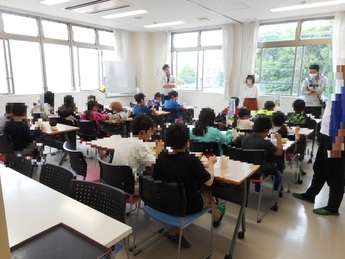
102,10,147,19
271,0,345,12
40,0,72,5
144,21,185,28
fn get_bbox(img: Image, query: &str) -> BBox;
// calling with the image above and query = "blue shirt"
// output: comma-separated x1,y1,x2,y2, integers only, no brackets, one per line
132,104,152,115
163,100,182,109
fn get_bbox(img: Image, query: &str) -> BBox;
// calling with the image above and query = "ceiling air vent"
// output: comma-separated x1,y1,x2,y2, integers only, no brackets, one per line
65,0,130,15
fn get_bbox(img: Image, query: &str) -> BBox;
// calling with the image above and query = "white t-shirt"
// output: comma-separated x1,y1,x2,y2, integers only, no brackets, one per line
112,137,156,180
160,73,176,95
244,85,258,98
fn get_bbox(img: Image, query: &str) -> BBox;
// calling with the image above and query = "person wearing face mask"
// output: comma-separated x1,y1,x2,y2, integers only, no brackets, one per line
243,74,258,111
160,64,176,102
301,64,327,118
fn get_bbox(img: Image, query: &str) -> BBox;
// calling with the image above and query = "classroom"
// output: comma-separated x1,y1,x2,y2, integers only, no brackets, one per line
0,1,345,258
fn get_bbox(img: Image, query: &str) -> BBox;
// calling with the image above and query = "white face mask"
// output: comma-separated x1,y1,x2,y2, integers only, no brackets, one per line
309,73,317,78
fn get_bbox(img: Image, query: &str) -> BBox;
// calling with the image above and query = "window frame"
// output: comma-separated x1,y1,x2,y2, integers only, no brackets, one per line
256,17,333,96
171,28,223,93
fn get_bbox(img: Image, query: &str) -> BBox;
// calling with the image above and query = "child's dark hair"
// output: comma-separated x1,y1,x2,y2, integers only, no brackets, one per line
154,92,161,99
132,114,154,135
85,100,98,120
193,108,215,136
168,90,178,99
134,93,145,103
292,99,306,112
166,124,189,149
12,103,27,116
88,95,96,101
44,91,54,108
272,111,286,127
238,108,251,118
252,116,272,133
264,101,275,110
64,95,76,109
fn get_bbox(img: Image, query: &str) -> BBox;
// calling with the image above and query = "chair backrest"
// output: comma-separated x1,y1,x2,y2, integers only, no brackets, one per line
240,149,267,172
69,179,126,223
63,141,87,178
0,133,13,164
39,163,76,195
98,158,135,194
189,140,220,156
140,177,186,217
223,145,243,161
6,154,35,178
76,120,98,140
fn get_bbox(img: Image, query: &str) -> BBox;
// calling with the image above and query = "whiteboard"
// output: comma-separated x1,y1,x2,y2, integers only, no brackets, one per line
104,61,136,97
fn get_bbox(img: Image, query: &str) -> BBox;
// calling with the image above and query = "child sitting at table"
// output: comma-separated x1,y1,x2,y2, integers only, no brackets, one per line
132,93,154,116
147,92,163,110
233,116,284,191
234,107,253,130
4,103,41,155
190,108,233,155
154,124,225,248
108,101,131,122
112,114,164,193
271,111,288,135
81,100,109,137
286,99,308,168
253,100,275,118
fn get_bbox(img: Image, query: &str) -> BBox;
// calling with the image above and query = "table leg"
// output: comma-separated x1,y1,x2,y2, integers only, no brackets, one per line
308,122,318,163
225,180,247,259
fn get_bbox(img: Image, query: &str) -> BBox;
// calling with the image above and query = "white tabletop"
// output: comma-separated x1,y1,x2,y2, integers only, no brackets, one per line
0,167,131,248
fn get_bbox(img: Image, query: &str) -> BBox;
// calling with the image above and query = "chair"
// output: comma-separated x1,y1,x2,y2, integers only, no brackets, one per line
76,120,98,157
98,158,140,226
132,177,213,259
68,179,129,258
189,140,220,156
0,133,13,164
6,153,35,178
63,141,100,182
240,149,281,223
39,163,76,195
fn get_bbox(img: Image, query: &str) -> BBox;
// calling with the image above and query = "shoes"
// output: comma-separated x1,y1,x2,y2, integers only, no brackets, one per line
167,234,192,248
292,193,315,204
313,207,339,216
213,203,226,228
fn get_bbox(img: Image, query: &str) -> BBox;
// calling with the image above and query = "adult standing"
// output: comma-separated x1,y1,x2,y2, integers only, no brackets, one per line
301,64,327,118
243,75,258,111
160,64,176,102
293,85,345,215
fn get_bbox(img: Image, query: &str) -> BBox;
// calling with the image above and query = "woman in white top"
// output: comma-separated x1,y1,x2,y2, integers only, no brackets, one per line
243,75,258,111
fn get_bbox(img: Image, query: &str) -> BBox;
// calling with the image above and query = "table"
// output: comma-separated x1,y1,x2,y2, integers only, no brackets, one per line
87,135,122,152
0,167,132,249
213,158,259,259
41,122,79,165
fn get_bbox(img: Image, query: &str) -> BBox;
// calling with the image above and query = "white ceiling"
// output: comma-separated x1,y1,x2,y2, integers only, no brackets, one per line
0,0,343,31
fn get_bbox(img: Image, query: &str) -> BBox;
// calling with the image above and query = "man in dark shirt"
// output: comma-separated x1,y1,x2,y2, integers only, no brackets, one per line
154,124,225,248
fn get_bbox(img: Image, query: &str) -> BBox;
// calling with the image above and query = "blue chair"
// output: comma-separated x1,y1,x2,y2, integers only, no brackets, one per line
132,177,213,259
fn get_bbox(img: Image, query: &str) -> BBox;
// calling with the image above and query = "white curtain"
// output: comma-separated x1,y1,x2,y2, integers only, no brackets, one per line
113,28,130,61
222,24,235,98
332,12,345,93
237,21,259,103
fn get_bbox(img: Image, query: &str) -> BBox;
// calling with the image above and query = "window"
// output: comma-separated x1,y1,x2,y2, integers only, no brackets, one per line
10,40,43,94
2,14,38,37
0,40,8,93
74,47,100,90
72,26,95,44
255,18,333,95
42,20,69,40
98,30,114,46
172,29,223,93
44,43,72,93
